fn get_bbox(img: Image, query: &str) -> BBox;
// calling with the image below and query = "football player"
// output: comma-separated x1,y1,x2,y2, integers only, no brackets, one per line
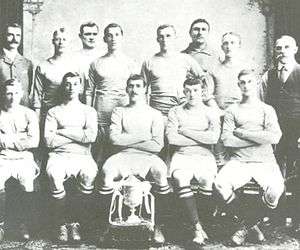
214,69,284,246
97,74,170,244
87,23,138,166
166,77,220,245
0,79,39,240
44,72,98,242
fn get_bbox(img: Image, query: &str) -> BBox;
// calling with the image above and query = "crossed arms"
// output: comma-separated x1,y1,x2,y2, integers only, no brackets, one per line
222,106,282,148
109,108,164,153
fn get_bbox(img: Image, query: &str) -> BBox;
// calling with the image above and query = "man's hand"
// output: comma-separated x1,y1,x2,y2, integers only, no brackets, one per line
233,128,246,138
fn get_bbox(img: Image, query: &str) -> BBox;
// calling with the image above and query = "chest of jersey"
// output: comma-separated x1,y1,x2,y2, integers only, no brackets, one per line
54,107,87,129
176,108,210,131
146,56,191,93
121,108,154,134
93,56,135,90
0,111,28,134
234,106,265,130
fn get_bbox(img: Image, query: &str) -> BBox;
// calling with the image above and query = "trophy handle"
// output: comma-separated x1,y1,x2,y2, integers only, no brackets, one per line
109,190,123,225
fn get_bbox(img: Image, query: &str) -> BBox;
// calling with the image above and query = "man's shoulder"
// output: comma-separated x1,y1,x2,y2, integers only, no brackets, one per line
225,103,240,114
16,105,36,117
147,105,164,117
169,103,184,112
259,101,276,114
15,53,32,64
80,103,97,114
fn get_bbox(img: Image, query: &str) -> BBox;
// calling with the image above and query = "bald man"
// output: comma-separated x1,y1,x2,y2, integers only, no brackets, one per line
259,35,300,235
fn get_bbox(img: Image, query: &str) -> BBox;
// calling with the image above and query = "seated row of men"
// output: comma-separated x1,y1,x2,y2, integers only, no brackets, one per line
0,68,284,247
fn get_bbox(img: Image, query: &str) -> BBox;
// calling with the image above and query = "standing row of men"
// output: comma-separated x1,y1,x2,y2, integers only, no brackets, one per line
0,18,299,247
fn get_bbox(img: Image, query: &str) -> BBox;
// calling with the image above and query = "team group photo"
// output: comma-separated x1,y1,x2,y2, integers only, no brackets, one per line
0,0,299,249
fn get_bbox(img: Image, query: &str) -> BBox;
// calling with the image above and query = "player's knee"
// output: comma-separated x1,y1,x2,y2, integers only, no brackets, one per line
263,183,285,209
150,166,168,183
172,170,190,187
80,165,98,183
213,177,231,200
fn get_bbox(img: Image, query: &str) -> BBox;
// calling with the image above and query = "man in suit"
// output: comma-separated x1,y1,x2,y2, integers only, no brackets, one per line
260,35,300,235
0,23,33,108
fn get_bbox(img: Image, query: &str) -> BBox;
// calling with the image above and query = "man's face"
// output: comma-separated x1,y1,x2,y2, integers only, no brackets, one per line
157,27,176,52
221,34,241,58
80,26,99,49
238,74,257,97
3,84,22,109
62,76,81,101
275,37,298,63
5,27,22,50
104,27,123,51
190,22,209,46
126,79,146,102
53,32,69,54
184,84,203,106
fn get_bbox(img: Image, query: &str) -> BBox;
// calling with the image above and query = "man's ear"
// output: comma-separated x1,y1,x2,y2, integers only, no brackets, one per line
294,46,298,54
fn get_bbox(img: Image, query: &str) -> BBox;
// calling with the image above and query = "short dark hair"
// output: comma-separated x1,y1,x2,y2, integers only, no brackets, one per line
238,69,255,79
80,21,99,34
61,72,80,86
189,18,210,33
157,24,176,37
104,23,123,36
0,79,22,105
53,27,66,38
4,22,21,32
56,72,81,104
126,74,146,87
222,32,241,46
183,77,203,88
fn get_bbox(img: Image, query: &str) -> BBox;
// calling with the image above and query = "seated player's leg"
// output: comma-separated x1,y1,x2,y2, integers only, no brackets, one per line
14,157,39,240
96,152,128,243
214,160,254,246
251,162,285,227
46,154,69,241
171,154,208,245
0,162,12,241
72,156,98,239
194,155,217,222
147,154,171,244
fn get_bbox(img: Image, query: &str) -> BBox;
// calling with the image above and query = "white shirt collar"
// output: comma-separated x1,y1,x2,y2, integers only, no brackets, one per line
3,48,18,61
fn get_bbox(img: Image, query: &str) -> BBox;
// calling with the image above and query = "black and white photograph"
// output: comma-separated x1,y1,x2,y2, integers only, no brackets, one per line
0,0,300,249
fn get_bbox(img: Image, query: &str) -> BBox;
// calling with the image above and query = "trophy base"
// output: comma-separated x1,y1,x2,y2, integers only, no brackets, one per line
110,218,154,229
126,215,142,224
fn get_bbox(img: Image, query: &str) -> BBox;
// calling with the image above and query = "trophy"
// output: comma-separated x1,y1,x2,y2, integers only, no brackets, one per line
109,175,154,227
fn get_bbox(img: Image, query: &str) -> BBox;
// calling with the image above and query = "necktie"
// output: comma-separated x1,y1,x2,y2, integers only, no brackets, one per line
278,65,288,83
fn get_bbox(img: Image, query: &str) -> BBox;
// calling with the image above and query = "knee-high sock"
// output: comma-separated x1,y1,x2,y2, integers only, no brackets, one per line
95,192,113,228
20,192,35,227
51,197,66,228
0,191,5,225
196,192,215,223
242,196,265,228
177,186,200,226
72,192,95,227
180,196,200,226
154,192,171,225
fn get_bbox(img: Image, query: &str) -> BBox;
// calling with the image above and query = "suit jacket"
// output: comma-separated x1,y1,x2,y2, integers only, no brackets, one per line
0,49,34,107
264,63,300,119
